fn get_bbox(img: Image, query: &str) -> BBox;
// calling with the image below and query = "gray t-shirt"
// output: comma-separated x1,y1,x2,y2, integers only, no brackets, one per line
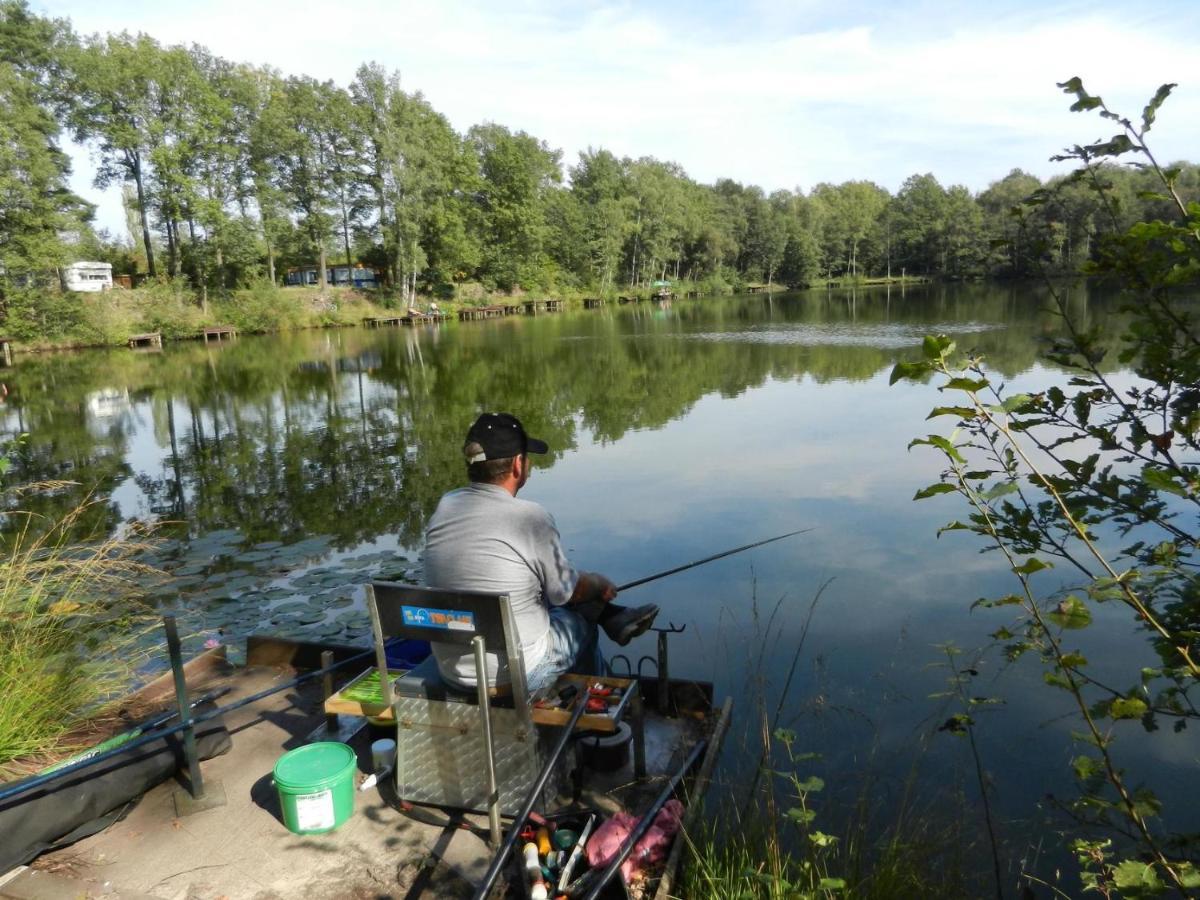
422,482,578,687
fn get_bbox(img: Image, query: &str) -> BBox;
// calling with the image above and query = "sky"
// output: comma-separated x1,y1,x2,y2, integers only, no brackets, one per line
36,0,1200,237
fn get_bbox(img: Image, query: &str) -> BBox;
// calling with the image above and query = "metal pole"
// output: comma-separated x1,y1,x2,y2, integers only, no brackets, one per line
472,636,502,850
471,692,588,900
321,650,338,734
657,630,670,715
163,615,204,799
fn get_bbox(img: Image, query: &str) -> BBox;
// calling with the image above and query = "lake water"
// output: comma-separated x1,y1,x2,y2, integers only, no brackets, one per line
3,283,1194,888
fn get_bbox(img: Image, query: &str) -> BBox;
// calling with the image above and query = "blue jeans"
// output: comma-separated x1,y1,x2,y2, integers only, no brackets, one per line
527,606,604,691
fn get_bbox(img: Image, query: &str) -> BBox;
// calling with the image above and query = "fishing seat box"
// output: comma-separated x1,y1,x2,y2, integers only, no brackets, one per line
363,582,641,818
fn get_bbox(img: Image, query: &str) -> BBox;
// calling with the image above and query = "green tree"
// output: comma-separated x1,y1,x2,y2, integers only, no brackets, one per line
811,181,890,279
65,32,168,277
0,3,88,299
264,76,340,291
469,123,561,290
570,148,634,294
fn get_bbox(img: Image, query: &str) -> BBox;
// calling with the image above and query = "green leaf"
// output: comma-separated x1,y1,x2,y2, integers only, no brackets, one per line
889,361,929,385
1012,557,1051,576
1111,859,1164,894
809,831,839,848
926,406,976,420
1071,754,1101,781
1049,595,1091,629
1141,83,1175,131
937,520,971,538
818,877,847,890
921,334,955,360
973,594,1023,610
943,376,989,393
908,434,965,463
773,727,797,744
795,776,825,793
1176,862,1200,890
1141,466,1189,497
981,481,1019,501
995,393,1034,413
913,483,956,500
1110,697,1149,720
786,806,816,826
1060,652,1088,668
1044,671,1072,690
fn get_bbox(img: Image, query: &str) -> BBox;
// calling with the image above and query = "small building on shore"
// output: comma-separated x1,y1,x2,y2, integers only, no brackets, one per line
62,262,113,293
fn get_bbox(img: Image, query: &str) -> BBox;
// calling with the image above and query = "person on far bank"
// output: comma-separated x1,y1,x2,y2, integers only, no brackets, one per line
423,412,659,692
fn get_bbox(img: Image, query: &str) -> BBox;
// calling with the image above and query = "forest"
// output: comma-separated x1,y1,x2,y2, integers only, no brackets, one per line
3,0,1199,321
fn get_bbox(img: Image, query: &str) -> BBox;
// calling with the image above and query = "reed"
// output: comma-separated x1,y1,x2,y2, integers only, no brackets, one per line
674,584,978,898
0,489,159,779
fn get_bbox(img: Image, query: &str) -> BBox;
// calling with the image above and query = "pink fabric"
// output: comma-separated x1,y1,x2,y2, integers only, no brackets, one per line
585,799,684,882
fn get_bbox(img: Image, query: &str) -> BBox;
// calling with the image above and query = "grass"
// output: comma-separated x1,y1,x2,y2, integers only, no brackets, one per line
669,584,983,899
2,273,771,352
0,488,159,779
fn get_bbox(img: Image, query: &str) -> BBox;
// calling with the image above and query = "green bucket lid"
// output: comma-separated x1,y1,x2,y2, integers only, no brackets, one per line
274,742,357,788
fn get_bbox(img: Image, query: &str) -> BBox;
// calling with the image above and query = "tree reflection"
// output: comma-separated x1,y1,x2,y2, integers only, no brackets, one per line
0,285,1129,547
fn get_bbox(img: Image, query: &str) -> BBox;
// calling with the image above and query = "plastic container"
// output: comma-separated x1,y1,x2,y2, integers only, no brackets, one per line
273,742,357,834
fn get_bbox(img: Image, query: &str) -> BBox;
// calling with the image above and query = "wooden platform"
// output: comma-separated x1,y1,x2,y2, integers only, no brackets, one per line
521,299,563,313
202,325,237,342
583,298,604,308
127,332,162,349
458,305,507,321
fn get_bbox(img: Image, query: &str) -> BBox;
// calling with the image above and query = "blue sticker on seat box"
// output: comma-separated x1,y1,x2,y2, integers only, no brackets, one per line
401,605,476,632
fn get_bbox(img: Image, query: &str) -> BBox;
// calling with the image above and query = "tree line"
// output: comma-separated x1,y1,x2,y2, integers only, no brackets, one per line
2,0,1198,307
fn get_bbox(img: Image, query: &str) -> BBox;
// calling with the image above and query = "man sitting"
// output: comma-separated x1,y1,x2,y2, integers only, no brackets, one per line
424,413,658,691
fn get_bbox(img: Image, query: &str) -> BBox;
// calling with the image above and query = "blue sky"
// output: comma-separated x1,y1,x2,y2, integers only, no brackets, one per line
36,0,1200,237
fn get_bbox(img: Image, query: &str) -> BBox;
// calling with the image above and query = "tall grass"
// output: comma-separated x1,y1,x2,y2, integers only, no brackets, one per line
673,584,979,898
0,489,159,779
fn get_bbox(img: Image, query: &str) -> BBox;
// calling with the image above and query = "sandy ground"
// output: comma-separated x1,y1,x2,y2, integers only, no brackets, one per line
4,664,482,900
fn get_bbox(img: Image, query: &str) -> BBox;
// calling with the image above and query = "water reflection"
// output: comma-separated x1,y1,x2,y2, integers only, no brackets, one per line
0,282,1115,548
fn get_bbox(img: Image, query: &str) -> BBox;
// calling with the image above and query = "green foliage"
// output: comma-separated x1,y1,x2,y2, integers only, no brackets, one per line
896,81,1200,894
214,280,305,333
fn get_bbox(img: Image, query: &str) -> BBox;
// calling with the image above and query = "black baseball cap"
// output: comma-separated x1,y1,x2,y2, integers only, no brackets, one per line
463,413,548,463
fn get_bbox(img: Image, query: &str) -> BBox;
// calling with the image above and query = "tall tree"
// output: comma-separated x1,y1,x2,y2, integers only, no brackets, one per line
469,123,561,290
65,32,166,277
570,148,633,294
264,76,339,291
0,2,87,296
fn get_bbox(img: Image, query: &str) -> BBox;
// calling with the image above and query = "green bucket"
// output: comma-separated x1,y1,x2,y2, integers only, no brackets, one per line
273,742,357,835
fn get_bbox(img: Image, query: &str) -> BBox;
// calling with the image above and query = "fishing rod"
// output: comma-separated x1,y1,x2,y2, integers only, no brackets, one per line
615,528,810,593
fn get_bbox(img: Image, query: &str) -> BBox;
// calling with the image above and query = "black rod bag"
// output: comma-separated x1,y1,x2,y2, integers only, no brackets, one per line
0,702,232,872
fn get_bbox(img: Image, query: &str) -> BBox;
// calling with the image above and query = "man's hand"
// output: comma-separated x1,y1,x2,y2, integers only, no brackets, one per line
571,571,618,605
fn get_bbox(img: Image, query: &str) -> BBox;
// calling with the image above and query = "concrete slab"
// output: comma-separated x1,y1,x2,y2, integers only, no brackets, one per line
29,665,457,900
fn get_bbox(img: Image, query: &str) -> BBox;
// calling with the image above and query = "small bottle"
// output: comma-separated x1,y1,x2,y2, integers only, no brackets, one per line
523,842,540,878
530,877,549,900
536,826,552,856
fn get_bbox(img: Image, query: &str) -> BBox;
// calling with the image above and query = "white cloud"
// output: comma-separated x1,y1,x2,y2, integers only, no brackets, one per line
43,0,1200,235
